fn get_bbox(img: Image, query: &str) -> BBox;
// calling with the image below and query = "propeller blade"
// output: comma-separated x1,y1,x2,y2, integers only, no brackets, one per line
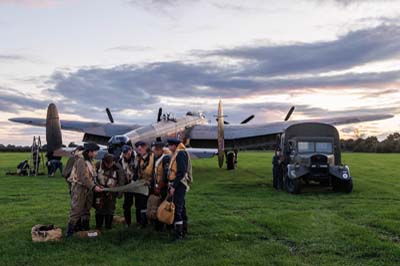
284,106,295,121
217,100,225,168
106,108,114,123
240,115,255,124
216,118,230,125
157,108,162,122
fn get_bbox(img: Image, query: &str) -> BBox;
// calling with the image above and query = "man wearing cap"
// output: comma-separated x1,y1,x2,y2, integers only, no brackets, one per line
66,142,103,237
167,138,192,240
151,141,171,230
118,145,137,227
94,153,124,230
63,146,84,195
134,140,154,228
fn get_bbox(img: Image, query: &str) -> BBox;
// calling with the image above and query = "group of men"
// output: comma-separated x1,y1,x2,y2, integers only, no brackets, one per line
64,138,192,241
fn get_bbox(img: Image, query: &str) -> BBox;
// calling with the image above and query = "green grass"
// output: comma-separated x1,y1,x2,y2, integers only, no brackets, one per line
1,152,400,266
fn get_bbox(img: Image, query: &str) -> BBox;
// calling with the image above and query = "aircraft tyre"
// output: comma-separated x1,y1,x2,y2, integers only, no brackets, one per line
226,152,235,170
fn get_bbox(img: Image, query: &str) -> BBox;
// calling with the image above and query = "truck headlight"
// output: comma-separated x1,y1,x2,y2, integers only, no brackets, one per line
342,173,349,179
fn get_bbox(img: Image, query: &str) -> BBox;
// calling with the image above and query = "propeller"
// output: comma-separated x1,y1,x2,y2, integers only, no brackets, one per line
217,100,225,168
240,115,255,124
157,107,162,122
216,114,254,125
284,106,295,121
215,118,229,125
106,108,114,123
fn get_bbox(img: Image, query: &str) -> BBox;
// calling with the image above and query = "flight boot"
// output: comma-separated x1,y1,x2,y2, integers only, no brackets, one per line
81,219,90,231
95,214,104,230
66,222,75,237
105,215,113,229
174,224,184,241
124,210,132,227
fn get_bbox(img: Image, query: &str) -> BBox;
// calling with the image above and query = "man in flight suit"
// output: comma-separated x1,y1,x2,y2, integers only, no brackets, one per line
167,138,192,240
66,142,103,237
94,153,124,229
119,145,136,227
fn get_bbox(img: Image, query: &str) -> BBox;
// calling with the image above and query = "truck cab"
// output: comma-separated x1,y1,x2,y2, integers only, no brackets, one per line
277,123,353,194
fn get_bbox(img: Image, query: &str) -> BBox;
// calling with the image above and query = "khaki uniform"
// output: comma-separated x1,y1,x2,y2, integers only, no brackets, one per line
63,151,83,195
119,153,137,226
67,156,97,230
94,161,124,216
153,149,171,200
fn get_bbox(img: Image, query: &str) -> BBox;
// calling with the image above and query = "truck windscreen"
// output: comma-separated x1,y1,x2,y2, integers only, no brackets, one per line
298,141,333,153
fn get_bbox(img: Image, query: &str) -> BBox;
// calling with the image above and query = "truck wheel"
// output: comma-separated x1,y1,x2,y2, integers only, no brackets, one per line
285,177,301,194
226,152,235,170
342,180,353,193
332,178,341,192
332,179,353,193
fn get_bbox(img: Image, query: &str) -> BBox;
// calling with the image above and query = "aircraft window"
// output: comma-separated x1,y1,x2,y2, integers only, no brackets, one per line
298,142,314,153
316,142,333,153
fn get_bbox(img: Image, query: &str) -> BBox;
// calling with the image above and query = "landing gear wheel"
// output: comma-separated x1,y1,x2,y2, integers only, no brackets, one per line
285,176,301,194
226,152,235,170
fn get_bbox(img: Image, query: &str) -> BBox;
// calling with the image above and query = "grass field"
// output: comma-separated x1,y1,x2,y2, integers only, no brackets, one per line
1,152,400,266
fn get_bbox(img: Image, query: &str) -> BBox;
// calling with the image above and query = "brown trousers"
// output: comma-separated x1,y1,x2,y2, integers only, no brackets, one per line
68,183,93,224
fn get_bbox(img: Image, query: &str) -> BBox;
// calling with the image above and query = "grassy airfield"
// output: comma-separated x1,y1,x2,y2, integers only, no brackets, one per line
0,152,400,266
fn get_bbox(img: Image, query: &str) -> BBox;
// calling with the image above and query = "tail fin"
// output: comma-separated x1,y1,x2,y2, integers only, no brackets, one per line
46,103,62,153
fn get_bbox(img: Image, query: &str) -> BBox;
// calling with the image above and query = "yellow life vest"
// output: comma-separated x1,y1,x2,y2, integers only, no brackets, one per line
154,149,171,185
138,153,154,182
168,143,192,187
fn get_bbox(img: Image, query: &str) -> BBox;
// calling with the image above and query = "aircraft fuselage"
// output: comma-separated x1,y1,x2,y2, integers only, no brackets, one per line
125,115,208,145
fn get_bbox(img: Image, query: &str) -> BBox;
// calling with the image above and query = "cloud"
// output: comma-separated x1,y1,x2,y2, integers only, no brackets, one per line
0,87,48,113
206,24,400,77
106,45,153,52
0,0,58,7
0,53,44,64
3,23,399,136
0,54,30,62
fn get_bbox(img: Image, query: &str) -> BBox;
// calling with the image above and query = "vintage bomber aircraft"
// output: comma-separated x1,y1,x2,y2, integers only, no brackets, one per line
9,101,393,169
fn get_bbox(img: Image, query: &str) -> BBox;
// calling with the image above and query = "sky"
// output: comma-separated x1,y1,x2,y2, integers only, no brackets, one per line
0,0,399,145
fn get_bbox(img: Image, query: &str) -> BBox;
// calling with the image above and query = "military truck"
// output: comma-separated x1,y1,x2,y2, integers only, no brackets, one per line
275,122,353,194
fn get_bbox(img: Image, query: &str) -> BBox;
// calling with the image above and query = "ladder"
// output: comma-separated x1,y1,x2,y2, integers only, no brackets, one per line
30,136,45,176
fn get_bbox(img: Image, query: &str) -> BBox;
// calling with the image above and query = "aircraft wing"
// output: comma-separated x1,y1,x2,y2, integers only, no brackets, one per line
188,114,393,149
186,148,217,159
8,117,140,137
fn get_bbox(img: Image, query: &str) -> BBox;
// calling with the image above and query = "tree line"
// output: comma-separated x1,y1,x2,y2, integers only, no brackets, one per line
0,133,399,153
340,133,400,153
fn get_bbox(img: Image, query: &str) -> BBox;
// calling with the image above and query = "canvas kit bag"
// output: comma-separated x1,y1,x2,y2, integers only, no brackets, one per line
157,196,175,225
31,224,62,242
147,194,162,220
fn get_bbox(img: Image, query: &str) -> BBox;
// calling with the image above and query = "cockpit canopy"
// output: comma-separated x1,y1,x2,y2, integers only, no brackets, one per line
108,135,130,146
186,111,205,118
